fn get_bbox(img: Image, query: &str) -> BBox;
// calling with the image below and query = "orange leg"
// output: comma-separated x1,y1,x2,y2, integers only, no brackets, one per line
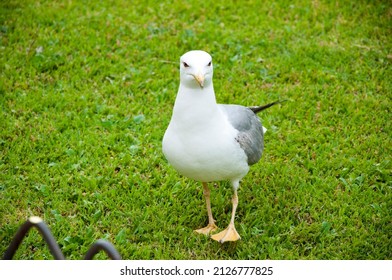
194,183,218,235
211,189,240,243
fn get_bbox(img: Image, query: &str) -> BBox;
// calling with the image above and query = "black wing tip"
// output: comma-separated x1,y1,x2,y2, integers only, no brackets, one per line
249,100,288,114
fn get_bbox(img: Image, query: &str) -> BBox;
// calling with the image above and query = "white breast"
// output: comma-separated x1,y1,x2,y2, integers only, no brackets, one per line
162,108,249,183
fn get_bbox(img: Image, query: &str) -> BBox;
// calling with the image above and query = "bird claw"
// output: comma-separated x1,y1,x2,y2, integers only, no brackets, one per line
194,223,218,235
211,224,240,243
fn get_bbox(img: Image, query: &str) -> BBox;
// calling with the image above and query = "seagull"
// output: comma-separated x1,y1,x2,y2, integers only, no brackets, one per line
162,50,282,243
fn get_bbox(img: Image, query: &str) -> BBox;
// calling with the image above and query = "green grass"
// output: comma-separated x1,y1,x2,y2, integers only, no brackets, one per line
0,0,391,260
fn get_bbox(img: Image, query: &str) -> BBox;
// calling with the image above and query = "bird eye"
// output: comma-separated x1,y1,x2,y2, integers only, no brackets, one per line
207,61,212,66
183,62,190,68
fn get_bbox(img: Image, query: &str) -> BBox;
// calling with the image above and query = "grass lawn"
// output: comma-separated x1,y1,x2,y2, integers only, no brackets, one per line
0,0,391,260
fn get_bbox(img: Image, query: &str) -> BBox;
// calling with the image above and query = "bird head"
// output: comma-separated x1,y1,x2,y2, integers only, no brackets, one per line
179,50,213,89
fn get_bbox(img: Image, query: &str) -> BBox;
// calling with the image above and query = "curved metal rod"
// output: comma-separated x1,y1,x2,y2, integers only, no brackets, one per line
84,239,122,260
3,216,65,260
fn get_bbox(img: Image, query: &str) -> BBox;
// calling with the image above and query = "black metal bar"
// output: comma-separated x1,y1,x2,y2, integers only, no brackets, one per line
84,239,122,260
3,216,65,260
3,216,122,260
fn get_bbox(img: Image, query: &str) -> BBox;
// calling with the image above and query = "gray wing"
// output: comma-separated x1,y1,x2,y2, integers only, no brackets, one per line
219,104,264,165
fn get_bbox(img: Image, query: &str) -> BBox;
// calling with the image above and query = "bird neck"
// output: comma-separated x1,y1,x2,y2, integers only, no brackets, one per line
172,83,219,126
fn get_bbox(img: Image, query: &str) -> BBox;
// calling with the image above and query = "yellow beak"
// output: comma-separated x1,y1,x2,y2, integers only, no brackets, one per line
194,73,205,88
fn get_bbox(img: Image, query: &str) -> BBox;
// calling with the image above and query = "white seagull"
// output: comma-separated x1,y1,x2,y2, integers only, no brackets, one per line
162,50,281,243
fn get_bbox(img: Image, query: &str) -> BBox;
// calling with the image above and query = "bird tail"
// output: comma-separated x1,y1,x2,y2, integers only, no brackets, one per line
249,100,287,114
